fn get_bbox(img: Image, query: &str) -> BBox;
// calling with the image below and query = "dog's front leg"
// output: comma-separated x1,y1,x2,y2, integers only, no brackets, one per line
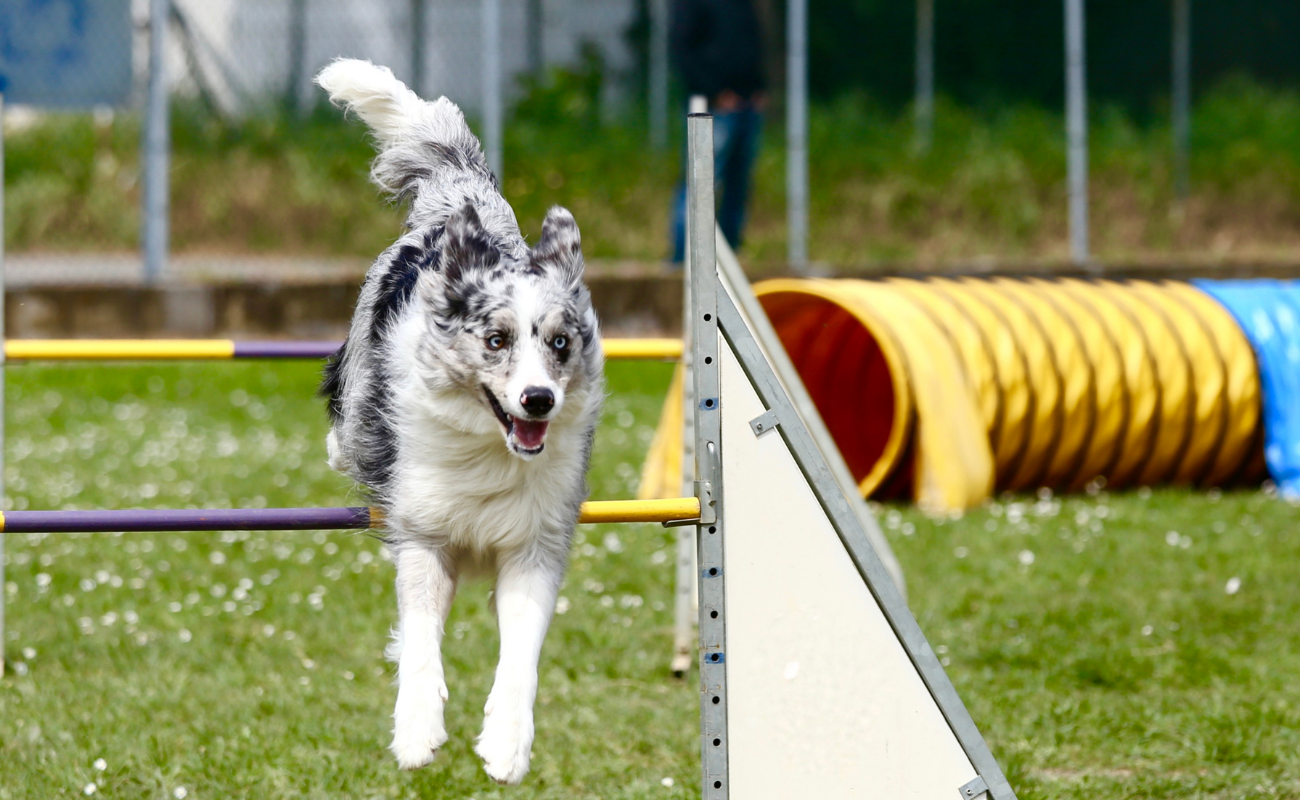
475,550,563,784
389,540,458,770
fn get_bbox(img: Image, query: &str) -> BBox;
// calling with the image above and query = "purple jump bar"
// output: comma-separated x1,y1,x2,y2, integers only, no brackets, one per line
233,341,341,359
2,507,373,533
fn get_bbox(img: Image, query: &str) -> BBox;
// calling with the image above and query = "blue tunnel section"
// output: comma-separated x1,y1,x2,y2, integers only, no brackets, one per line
1196,280,1300,500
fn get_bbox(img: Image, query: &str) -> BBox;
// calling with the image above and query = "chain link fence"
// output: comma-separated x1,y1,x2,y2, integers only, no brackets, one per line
164,0,636,118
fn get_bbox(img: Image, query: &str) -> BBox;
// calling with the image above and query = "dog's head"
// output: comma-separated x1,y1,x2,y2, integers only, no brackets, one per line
418,203,601,459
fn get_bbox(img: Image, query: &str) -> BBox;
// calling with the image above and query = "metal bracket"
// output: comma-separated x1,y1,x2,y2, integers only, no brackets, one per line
694,479,716,525
959,775,989,799
749,409,779,437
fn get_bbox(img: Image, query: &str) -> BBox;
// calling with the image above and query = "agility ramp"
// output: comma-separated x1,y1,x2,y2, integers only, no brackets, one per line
682,114,1015,799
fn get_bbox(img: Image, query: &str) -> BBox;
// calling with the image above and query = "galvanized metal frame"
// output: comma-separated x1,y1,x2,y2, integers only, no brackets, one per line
687,113,729,799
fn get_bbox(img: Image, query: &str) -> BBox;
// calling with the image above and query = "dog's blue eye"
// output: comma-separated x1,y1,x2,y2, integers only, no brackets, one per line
552,336,568,351
486,334,506,351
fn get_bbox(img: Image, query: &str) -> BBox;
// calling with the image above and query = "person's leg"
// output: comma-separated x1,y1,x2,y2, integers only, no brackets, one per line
670,180,688,263
717,108,762,250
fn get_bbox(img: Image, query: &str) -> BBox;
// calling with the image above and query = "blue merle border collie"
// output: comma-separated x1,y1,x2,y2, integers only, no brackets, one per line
316,59,604,784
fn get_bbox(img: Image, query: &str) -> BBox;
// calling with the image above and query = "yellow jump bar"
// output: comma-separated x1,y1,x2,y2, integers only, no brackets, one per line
578,497,700,524
5,338,683,362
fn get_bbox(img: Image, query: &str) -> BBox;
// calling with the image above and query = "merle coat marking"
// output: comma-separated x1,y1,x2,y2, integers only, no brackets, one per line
316,59,604,784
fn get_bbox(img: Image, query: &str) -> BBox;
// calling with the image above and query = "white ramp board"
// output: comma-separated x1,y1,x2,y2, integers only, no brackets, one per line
721,332,977,797
709,293,1017,799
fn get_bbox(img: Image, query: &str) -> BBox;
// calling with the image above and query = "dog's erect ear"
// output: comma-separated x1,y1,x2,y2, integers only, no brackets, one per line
442,203,500,285
529,206,584,284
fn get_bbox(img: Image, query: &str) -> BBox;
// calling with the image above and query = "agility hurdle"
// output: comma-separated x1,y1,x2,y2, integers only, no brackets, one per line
3,338,684,361
0,498,701,533
672,113,1014,798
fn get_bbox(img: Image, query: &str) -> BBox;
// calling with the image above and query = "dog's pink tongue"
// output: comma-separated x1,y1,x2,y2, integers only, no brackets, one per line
513,418,549,450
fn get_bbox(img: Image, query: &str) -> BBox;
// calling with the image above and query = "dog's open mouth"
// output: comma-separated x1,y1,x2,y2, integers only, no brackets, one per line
484,386,549,455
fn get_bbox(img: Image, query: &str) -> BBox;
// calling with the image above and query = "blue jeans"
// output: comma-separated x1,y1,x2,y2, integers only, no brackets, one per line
671,107,763,263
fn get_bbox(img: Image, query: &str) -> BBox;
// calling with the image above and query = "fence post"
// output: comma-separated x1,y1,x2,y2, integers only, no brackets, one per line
525,0,544,78
411,0,427,96
649,0,669,148
482,0,503,180
786,0,809,272
1172,0,1191,200
287,0,306,111
143,0,170,284
1064,0,1089,267
914,0,935,153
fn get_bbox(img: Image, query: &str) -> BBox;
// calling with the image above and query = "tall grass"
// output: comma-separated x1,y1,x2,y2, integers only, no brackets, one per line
7,77,1300,268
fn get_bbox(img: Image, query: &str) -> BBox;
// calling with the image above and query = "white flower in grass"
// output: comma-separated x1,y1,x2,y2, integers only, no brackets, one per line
661,777,675,788
93,758,107,771
554,596,571,615
1018,550,1035,566
1226,577,1242,595
83,783,96,795
174,787,188,799
178,629,192,643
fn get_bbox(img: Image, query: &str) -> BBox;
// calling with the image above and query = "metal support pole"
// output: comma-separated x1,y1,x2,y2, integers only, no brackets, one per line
525,0,544,79
1172,0,1191,200
688,111,727,800
287,0,306,111
482,0,503,180
1064,0,1089,266
143,0,170,284
411,0,427,96
649,0,669,148
0,89,6,677
786,0,809,271
915,0,935,153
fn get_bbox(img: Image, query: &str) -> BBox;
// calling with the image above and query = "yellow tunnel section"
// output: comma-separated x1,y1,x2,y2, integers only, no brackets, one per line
640,278,1264,514
754,277,1263,512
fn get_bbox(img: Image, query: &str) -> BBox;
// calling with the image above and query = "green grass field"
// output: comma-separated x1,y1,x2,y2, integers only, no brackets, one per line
2,360,1299,799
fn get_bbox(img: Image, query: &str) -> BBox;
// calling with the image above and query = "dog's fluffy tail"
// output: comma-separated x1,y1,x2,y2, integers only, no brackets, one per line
316,58,490,203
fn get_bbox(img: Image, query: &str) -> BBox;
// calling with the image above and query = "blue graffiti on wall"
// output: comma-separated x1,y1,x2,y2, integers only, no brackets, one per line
0,0,130,106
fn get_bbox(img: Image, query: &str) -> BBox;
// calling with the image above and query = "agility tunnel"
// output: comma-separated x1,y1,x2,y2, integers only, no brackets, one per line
643,277,1300,513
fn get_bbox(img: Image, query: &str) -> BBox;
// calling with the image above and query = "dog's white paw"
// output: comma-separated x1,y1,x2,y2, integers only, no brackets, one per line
391,680,449,771
475,704,534,785
391,730,446,771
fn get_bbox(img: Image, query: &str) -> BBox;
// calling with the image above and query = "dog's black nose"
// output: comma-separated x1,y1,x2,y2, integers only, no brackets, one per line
520,386,555,417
